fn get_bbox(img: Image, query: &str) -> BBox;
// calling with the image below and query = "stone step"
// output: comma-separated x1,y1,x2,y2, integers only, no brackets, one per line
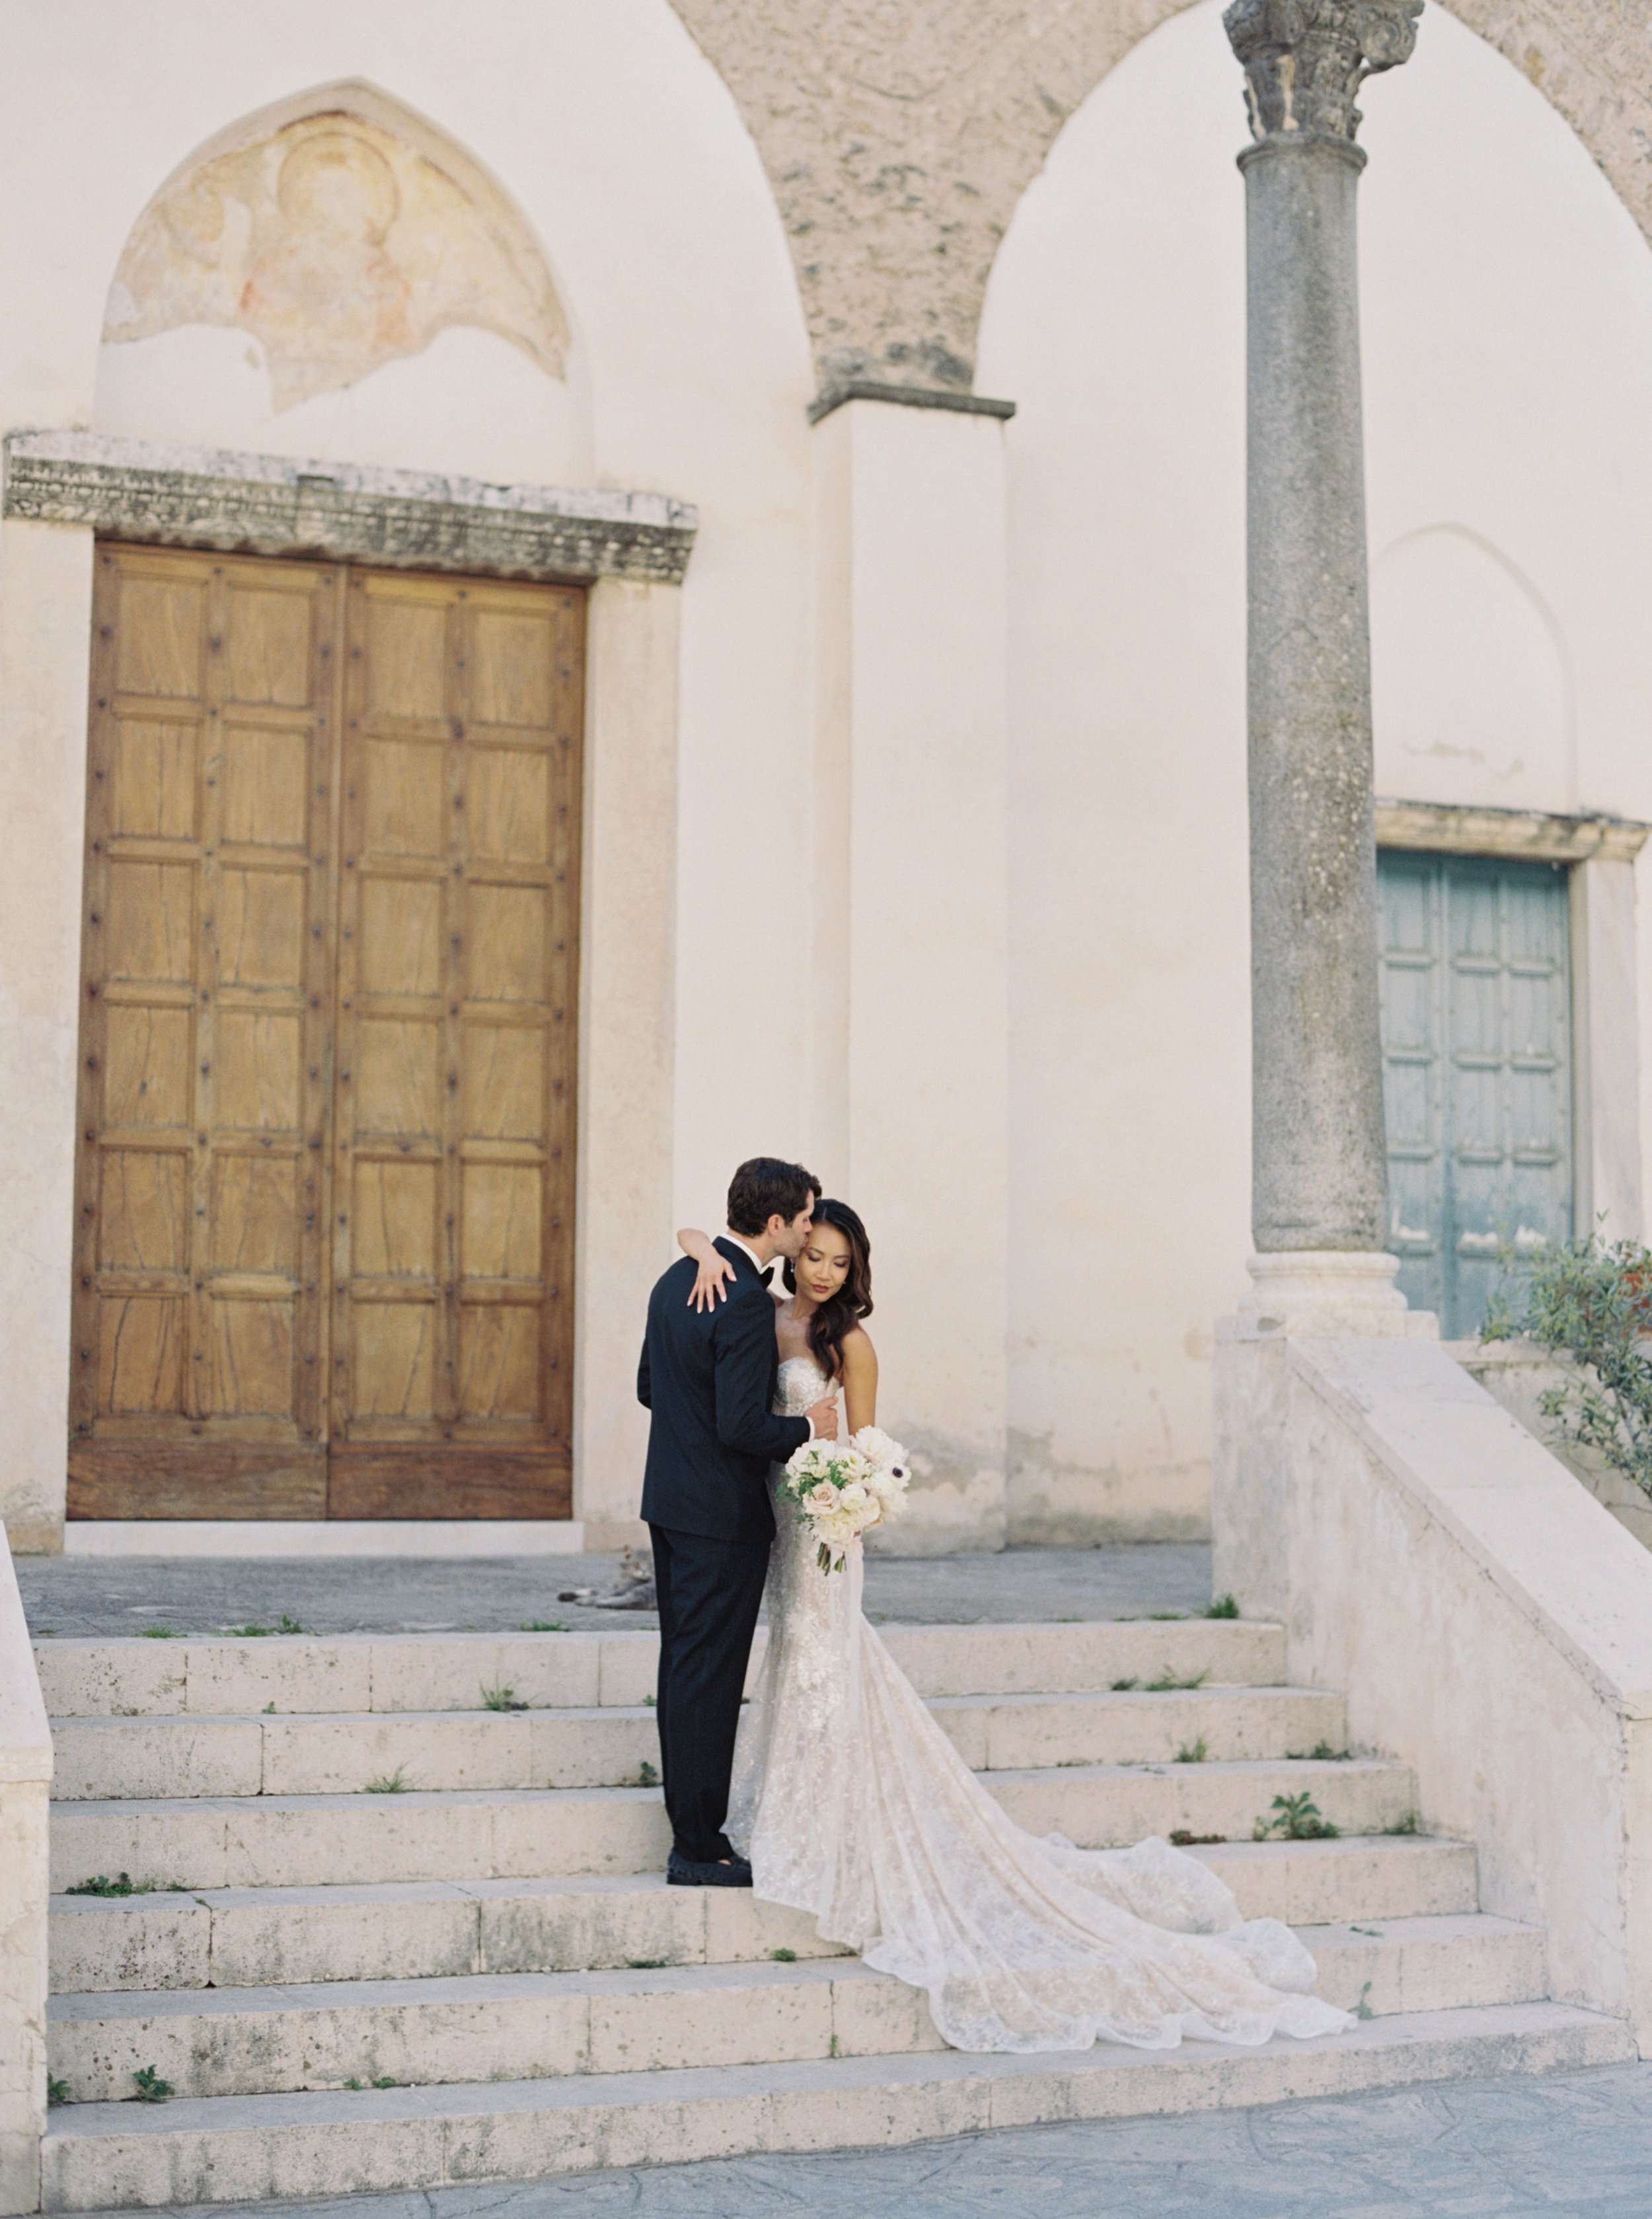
40,2001,1632,2209
48,1760,1417,1893
48,1687,1349,1801
33,1619,1287,1719
48,1838,1480,1994
44,1915,1548,2103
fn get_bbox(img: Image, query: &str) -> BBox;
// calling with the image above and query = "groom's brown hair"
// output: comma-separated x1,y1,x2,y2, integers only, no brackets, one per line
727,1157,819,1236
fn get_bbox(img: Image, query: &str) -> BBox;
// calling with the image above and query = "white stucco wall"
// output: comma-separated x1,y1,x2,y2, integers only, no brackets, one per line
5,0,1652,1547
978,0,1652,1540
0,0,817,1537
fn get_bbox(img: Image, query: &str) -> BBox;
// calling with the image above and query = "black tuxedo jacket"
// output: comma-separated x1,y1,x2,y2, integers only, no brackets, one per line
637,1238,811,1543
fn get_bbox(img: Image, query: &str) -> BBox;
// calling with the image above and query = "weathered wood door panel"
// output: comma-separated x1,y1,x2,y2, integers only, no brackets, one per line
70,548,582,1520
71,546,342,1517
328,571,580,1519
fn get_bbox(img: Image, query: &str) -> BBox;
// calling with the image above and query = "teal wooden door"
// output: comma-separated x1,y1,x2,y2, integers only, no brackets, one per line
1378,852,1573,1338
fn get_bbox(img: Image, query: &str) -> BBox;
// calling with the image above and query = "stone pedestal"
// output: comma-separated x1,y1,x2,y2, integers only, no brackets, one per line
1214,1254,1436,1621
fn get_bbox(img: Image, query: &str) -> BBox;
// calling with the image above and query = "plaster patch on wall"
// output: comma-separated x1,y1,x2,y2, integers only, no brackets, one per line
105,96,570,412
1007,1429,1213,1545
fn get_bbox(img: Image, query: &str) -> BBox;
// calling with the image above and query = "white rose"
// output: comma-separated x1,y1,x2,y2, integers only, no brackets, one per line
806,1480,839,1512
839,1481,868,1511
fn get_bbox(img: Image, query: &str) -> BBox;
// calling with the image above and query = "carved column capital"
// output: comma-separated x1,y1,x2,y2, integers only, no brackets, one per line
1223,0,1421,143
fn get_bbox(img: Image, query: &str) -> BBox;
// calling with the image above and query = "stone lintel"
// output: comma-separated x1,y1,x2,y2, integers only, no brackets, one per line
1,431,697,586
807,381,1017,428
1376,799,1651,866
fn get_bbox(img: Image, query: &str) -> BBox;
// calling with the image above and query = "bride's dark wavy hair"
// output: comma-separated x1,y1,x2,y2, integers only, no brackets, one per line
782,1197,873,1380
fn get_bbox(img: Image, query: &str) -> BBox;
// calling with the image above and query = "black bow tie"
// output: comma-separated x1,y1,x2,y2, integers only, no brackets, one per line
759,1263,776,1285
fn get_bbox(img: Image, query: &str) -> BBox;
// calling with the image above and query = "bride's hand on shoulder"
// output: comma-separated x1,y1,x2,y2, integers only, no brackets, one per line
677,1226,736,1312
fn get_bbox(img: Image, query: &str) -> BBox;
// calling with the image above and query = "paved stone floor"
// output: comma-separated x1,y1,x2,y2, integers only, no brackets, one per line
17,1542,1215,1637
60,2061,1652,2217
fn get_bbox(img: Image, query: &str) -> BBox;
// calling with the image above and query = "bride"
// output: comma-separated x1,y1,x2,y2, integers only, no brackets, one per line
673,1199,1349,2057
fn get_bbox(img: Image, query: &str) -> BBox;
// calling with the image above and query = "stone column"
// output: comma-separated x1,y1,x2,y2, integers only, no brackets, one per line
1224,0,1421,1256
1213,1,1425,1620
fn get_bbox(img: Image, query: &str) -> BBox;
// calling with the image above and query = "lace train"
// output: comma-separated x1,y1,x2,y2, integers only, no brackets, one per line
726,1358,1351,2056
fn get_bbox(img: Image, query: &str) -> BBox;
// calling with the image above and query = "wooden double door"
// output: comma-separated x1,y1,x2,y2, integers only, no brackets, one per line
70,544,583,1521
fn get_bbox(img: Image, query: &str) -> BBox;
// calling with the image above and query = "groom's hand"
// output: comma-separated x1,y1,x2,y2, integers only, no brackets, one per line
806,1398,839,1441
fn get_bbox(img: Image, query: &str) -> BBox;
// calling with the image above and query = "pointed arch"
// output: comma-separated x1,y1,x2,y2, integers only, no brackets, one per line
1371,523,1577,810
667,0,1652,395
103,79,571,410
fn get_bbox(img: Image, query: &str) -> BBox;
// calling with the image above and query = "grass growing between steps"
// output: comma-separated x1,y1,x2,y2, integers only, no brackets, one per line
1174,1737,1209,1764
64,1873,158,1897
1255,1793,1339,1841
480,1682,529,1711
365,1766,410,1794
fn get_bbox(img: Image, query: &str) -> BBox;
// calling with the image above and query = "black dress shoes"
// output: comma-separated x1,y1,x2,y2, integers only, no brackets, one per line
667,1848,753,1887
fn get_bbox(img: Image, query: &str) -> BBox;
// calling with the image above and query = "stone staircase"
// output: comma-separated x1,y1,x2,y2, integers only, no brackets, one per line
32,1617,1630,2208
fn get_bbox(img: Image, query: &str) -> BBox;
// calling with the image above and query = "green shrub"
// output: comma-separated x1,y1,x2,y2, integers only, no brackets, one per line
1483,1232,1652,1499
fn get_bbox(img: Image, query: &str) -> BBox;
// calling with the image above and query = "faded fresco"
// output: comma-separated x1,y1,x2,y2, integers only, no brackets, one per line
104,111,569,410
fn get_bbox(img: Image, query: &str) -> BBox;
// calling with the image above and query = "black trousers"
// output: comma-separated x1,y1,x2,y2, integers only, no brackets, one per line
649,1523,770,1863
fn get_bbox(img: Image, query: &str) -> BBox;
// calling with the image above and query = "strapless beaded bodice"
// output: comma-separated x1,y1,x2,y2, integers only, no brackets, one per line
774,1355,837,1418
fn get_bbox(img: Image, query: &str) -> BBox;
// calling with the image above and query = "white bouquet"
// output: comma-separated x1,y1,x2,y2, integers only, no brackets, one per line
778,1426,911,1573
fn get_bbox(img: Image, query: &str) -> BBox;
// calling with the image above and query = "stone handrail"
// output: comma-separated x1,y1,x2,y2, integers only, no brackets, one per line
0,1524,50,2213
1230,1334,1652,2050
1450,1338,1652,1555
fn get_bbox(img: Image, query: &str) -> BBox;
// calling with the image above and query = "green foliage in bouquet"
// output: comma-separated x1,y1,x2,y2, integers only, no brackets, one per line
778,1431,909,1574
1482,1231,1652,1500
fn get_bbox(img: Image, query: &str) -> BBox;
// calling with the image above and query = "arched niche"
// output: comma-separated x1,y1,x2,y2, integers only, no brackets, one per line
1371,527,1573,812
93,80,592,486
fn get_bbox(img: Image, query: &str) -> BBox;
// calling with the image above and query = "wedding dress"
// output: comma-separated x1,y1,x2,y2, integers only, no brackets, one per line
726,1355,1350,2056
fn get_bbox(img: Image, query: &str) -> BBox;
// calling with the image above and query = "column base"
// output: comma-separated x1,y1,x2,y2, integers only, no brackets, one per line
1215,1254,1435,1620
1236,1250,1434,1339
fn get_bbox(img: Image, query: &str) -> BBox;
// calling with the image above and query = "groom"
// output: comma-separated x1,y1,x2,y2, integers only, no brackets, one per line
637,1156,839,1886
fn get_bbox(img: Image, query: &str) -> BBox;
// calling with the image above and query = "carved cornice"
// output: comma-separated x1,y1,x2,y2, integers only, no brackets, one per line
1,432,697,587
807,381,1018,428
1376,798,1650,866
1223,0,1422,143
